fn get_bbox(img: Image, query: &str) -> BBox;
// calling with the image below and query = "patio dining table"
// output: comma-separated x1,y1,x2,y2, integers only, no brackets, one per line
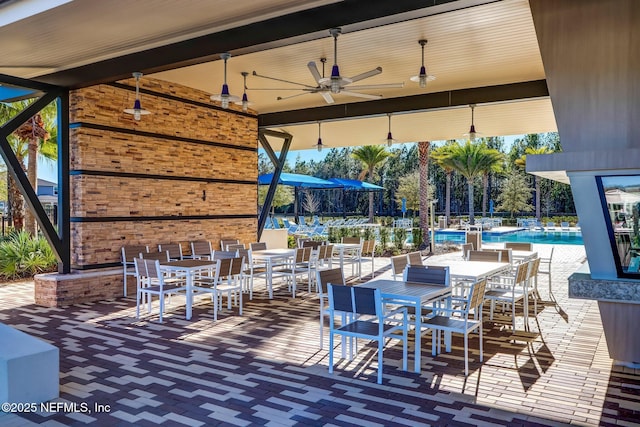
356,278,452,373
159,259,218,320
511,250,538,263
251,248,296,299
423,259,511,282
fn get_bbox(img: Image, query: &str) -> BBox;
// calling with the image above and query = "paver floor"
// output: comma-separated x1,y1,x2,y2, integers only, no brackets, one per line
0,244,638,426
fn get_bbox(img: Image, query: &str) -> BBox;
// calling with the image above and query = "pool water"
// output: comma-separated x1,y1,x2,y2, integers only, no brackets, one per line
433,229,583,245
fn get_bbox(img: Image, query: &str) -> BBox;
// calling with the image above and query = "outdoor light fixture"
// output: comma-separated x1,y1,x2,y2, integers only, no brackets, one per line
235,71,251,112
386,113,396,147
210,53,239,109
314,122,325,152
464,104,480,142
410,39,435,88
123,72,151,120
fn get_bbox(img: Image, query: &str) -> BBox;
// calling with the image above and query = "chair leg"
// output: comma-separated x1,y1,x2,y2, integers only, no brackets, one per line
377,338,383,384
319,311,324,349
464,332,468,376
328,330,334,374
159,294,165,323
136,290,141,319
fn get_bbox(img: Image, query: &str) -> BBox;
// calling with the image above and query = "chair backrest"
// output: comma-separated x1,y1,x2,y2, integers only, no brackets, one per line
226,243,245,252
191,240,212,258
122,245,148,263
158,243,182,260
133,257,146,281
461,243,473,260
342,237,362,244
319,244,334,261
141,250,170,262
528,257,541,278
467,278,488,313
468,250,501,262
486,248,512,264
297,237,310,248
514,261,529,285
250,242,267,251
220,239,240,250
302,240,322,249
504,242,533,251
236,248,251,266
294,247,311,263
328,284,380,317
391,254,409,277
217,257,243,279
213,250,237,260
404,265,450,286
361,240,376,256
406,251,423,266
316,267,345,294
142,257,162,280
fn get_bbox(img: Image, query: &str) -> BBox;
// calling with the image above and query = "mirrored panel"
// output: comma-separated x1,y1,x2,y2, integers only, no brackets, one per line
599,175,640,276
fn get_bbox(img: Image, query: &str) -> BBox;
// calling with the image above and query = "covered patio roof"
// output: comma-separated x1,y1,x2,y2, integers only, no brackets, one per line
0,0,556,149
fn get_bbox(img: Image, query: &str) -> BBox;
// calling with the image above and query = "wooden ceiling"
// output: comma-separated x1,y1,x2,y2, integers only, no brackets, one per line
0,0,557,149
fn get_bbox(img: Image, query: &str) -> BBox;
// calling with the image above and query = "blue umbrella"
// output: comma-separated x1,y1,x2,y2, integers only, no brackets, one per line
259,172,340,188
328,178,384,191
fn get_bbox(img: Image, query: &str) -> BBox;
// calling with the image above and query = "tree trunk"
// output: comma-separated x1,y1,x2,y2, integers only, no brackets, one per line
418,141,430,249
368,167,375,223
26,136,38,236
535,176,541,220
445,171,451,225
481,173,488,217
9,176,24,231
468,180,475,225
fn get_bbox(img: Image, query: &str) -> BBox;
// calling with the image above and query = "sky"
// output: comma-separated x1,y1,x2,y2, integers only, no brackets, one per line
288,134,523,165
36,135,524,184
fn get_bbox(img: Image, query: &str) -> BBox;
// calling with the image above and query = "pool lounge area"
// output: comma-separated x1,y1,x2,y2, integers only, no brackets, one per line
433,227,584,245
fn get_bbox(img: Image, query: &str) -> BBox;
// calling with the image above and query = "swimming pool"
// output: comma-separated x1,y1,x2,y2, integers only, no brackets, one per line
433,229,584,245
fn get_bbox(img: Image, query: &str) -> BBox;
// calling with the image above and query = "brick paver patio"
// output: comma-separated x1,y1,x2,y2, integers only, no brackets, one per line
0,244,639,426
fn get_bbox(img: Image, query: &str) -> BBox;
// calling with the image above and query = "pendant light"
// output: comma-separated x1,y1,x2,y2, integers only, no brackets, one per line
464,103,480,142
410,39,435,88
210,53,240,109
235,71,251,112
123,72,151,120
314,122,324,152
386,113,396,147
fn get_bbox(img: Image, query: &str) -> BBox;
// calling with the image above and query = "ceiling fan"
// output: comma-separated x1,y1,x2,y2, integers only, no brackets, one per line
251,28,403,104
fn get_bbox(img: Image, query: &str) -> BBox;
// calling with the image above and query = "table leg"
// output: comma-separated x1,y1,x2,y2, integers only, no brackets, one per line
414,302,421,373
267,259,273,299
186,271,193,320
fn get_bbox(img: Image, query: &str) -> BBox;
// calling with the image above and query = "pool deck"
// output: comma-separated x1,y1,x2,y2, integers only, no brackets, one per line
439,226,582,234
0,244,638,426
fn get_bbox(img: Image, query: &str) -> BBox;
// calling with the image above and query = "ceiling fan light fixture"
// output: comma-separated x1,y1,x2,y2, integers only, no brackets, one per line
211,53,240,109
410,39,435,88
235,71,251,112
464,104,480,142
314,122,324,152
123,72,151,120
385,113,395,147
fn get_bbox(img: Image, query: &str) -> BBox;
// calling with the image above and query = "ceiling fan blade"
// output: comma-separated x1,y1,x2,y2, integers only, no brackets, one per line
247,87,311,91
307,61,323,84
347,83,405,90
339,90,382,100
320,92,335,104
252,71,316,89
349,67,382,83
276,92,312,101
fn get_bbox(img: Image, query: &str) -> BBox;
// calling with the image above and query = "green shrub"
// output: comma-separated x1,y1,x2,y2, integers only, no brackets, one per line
0,231,57,279
394,228,407,250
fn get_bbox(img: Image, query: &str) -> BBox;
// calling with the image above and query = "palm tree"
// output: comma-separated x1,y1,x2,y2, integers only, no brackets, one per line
448,142,503,225
0,101,57,233
431,141,459,226
351,145,392,223
515,146,552,221
478,144,504,217
417,141,430,248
